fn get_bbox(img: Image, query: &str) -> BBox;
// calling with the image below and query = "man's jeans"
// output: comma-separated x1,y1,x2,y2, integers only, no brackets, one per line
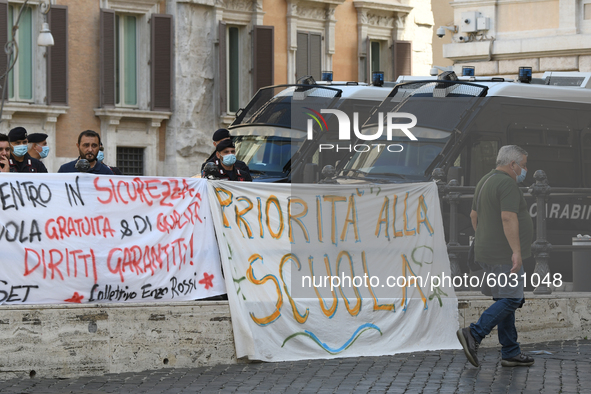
470,262,525,359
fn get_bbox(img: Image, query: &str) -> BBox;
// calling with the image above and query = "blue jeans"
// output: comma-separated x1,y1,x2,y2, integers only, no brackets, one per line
470,263,525,359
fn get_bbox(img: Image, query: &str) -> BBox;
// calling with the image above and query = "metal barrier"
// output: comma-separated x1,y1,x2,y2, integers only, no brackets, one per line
433,169,591,294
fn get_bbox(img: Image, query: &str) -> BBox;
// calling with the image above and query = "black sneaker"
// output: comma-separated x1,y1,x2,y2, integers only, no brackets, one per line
501,353,535,367
457,327,480,367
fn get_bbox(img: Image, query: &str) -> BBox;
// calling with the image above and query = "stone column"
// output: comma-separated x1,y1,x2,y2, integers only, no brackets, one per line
96,114,121,167
356,8,369,83
287,0,299,84
325,6,337,73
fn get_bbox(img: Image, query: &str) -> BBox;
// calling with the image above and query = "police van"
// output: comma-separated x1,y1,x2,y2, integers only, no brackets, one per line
329,70,591,281
228,77,395,183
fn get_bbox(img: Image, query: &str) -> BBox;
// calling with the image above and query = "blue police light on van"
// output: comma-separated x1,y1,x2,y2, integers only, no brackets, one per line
372,71,384,87
462,66,475,77
518,67,532,83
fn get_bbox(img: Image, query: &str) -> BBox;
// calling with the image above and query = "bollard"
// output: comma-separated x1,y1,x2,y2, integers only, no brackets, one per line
530,170,552,295
572,235,591,292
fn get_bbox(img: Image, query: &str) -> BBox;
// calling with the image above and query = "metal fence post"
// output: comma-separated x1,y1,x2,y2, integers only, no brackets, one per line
530,170,552,295
445,179,464,285
432,168,446,186
434,168,465,285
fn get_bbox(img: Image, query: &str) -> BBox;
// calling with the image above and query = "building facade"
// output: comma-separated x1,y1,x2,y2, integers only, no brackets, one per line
436,0,591,77
0,0,435,176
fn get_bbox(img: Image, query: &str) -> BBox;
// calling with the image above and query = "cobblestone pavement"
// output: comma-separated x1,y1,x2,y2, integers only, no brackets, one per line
0,340,589,393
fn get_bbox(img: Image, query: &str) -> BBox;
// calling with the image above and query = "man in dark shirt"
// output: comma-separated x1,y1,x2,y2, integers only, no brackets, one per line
204,139,251,181
457,145,534,368
58,130,113,175
7,127,48,173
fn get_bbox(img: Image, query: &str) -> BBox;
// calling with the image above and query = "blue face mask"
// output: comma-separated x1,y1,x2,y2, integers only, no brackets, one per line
222,153,237,166
12,144,27,157
513,163,527,183
97,151,104,162
39,146,50,159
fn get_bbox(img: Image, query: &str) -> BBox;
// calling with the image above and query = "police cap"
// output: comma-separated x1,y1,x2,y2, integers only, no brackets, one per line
8,127,27,142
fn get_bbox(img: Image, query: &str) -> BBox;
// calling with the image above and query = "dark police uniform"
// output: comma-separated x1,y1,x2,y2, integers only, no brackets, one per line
9,153,48,173
200,128,232,172
204,157,252,181
58,159,114,175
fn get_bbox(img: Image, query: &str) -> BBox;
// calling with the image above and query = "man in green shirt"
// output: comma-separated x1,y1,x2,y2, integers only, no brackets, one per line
457,145,534,368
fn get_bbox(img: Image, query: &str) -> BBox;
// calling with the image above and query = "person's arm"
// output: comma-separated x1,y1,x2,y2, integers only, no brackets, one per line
0,157,9,172
501,211,521,273
470,210,478,231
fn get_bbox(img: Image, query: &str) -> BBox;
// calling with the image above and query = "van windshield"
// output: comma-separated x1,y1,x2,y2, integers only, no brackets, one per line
336,80,488,182
232,85,342,131
341,128,451,181
234,135,303,176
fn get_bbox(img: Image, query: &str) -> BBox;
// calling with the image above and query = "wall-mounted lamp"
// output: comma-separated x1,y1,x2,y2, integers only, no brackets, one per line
37,1,54,46
38,23,55,47
0,0,54,123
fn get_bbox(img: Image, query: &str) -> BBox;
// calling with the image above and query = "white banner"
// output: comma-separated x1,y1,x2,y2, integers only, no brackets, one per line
209,181,460,362
0,173,225,304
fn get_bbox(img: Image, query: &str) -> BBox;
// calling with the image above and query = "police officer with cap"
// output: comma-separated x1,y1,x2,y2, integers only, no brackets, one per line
201,128,232,172
8,127,48,173
27,133,50,160
204,139,252,181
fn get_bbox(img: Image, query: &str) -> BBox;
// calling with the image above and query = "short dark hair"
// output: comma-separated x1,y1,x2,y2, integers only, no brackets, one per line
78,130,101,145
0,133,8,143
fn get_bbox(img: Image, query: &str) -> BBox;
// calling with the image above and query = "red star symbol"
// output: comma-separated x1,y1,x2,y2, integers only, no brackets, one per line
65,292,84,303
199,272,215,289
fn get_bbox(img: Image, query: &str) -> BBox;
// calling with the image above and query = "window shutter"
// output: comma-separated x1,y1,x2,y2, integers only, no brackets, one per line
47,5,67,105
0,0,8,99
309,33,321,81
296,32,308,80
100,9,115,107
393,40,412,81
219,21,226,115
253,25,273,93
151,14,172,111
